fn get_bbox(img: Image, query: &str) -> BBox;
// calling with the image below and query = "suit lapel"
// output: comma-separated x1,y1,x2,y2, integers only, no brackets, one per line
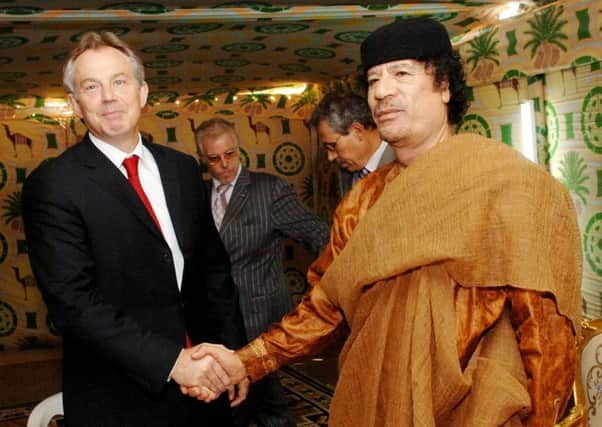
76,134,164,242
220,167,250,233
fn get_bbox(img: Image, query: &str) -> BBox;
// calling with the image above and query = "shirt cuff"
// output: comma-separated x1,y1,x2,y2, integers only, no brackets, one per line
236,338,279,382
167,348,185,382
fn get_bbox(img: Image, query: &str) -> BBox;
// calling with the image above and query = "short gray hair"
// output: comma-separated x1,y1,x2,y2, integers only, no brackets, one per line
63,31,145,94
195,118,240,155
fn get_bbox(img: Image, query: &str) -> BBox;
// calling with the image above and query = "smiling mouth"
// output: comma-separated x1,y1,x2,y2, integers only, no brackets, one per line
103,111,123,118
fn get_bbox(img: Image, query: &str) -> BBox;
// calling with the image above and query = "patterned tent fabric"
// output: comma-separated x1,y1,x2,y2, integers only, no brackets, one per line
0,0,601,350
0,1,590,104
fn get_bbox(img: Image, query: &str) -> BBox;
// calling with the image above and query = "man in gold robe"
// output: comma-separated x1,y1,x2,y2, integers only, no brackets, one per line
188,17,582,427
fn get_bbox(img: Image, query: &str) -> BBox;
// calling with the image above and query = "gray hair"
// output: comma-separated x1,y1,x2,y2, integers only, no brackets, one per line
309,92,376,134
195,118,240,155
63,31,145,94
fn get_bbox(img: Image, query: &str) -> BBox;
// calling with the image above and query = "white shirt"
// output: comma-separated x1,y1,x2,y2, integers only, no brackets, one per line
89,133,185,290
210,164,242,221
365,141,389,173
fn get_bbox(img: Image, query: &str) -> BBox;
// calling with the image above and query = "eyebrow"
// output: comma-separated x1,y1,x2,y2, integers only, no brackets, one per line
79,72,130,85
367,61,416,78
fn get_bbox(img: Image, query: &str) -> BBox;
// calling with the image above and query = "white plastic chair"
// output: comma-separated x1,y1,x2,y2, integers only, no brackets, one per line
26,392,63,427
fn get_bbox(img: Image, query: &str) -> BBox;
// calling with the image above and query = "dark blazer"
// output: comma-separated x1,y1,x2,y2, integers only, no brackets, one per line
339,142,396,197
207,168,329,341
22,134,245,427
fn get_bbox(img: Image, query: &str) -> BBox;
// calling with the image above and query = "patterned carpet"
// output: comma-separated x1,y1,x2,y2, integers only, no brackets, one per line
0,368,332,427
280,366,333,426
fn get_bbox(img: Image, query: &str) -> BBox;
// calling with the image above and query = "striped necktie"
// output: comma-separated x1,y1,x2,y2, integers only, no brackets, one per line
212,183,230,229
352,167,370,185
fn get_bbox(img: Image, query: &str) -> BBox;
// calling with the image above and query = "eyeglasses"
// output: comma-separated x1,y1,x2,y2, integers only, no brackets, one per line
205,149,238,164
323,134,346,153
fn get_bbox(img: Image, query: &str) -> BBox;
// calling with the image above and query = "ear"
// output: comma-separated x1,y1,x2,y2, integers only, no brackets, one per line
440,80,451,104
139,81,149,107
349,121,366,134
68,93,83,118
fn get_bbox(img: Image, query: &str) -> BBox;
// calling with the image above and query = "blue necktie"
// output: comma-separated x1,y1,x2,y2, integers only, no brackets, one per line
353,167,370,184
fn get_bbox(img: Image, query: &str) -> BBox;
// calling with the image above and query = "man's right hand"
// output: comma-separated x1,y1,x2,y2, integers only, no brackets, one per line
180,343,249,405
191,343,247,383
171,347,231,402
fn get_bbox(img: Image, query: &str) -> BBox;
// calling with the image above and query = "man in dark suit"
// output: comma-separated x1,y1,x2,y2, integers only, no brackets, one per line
22,32,246,426
310,93,395,198
194,118,330,427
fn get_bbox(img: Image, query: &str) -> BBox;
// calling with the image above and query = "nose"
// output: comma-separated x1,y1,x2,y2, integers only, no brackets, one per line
220,156,229,168
327,150,337,162
101,84,115,102
369,77,392,101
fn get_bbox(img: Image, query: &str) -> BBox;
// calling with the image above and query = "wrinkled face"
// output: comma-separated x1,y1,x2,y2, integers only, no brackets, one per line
197,131,241,185
68,46,148,148
317,120,371,173
367,59,449,147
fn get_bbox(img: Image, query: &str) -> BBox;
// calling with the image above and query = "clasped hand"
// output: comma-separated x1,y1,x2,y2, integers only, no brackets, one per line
171,343,248,407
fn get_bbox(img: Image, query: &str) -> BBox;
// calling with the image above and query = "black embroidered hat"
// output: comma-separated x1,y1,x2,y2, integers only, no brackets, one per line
361,17,453,73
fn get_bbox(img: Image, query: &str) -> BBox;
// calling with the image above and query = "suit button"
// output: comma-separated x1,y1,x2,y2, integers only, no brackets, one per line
162,252,170,262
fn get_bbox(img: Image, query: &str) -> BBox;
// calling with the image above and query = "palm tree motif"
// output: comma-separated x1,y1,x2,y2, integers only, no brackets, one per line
68,117,84,146
184,94,214,113
240,93,272,115
465,28,500,83
0,95,24,108
558,151,590,205
188,118,201,135
25,114,59,125
2,190,22,233
292,85,319,121
2,124,33,157
292,85,320,136
524,5,568,69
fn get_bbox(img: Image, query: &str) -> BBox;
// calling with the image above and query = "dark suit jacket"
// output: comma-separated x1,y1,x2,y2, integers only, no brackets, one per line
22,134,245,427
339,143,396,198
207,168,329,341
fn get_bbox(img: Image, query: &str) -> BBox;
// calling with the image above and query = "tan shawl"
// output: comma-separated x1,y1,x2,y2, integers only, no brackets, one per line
320,134,582,426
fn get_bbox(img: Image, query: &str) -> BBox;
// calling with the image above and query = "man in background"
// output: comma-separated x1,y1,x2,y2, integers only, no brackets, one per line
195,118,330,427
191,17,581,427
310,92,395,197
22,32,246,426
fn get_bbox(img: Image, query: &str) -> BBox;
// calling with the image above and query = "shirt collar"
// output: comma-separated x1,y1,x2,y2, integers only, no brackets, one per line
212,164,242,190
89,132,143,170
364,141,389,172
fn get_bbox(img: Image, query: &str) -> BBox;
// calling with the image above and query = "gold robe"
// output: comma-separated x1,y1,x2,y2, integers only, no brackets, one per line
238,134,581,427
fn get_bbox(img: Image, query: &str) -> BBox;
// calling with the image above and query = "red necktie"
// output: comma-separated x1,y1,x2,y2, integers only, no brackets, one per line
122,155,192,348
123,156,162,233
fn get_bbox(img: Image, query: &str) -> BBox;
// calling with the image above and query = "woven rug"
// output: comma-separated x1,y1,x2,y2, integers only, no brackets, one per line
280,366,333,426
0,368,332,427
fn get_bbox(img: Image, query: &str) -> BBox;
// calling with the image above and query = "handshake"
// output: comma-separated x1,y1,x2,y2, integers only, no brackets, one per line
171,343,249,407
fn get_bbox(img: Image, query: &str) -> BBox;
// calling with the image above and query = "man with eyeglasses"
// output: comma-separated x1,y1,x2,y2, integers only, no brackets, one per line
310,92,395,198
194,118,329,427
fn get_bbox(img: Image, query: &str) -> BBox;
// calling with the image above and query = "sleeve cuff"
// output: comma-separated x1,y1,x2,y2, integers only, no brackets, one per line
167,348,184,383
236,338,279,383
